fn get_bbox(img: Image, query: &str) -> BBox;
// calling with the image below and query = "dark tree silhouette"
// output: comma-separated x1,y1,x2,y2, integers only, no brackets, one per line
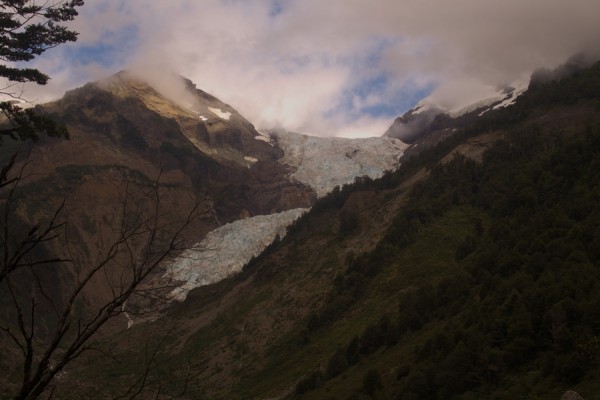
0,0,83,142
0,2,200,398
0,0,83,88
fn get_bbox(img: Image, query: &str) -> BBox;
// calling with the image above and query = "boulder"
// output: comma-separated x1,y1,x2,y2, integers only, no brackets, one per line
561,390,584,400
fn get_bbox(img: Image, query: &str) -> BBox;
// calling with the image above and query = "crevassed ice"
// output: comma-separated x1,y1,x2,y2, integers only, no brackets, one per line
165,208,308,301
275,132,407,197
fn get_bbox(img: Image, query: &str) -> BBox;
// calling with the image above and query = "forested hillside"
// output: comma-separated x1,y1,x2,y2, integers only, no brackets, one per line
43,62,600,400
273,62,600,400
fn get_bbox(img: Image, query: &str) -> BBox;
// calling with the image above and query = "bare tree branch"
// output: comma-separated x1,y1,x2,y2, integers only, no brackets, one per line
1,157,206,399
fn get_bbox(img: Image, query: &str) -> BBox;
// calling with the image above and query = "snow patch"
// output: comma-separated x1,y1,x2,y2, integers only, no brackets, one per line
445,82,528,118
122,302,134,328
255,135,271,143
448,97,500,118
165,208,308,301
244,156,258,167
275,131,407,197
492,85,527,110
411,99,433,115
208,107,231,120
199,115,208,121
255,133,273,144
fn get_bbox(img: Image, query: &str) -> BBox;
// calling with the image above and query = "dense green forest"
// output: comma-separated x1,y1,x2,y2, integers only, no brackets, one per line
282,63,600,399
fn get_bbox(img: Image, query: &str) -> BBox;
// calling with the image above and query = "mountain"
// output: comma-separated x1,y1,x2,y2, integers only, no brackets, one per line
39,70,316,218
0,69,410,395
5,60,600,399
385,53,600,162
154,128,406,306
36,61,600,399
384,84,527,162
3,70,409,301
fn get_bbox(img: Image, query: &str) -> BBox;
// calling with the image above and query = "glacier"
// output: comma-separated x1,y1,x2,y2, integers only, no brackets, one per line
162,130,408,302
165,208,308,301
273,130,408,197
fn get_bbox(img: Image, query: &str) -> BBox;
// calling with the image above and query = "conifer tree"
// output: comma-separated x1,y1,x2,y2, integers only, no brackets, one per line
0,0,83,141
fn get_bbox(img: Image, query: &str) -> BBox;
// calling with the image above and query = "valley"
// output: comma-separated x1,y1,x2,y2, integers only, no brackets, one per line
2,50,600,400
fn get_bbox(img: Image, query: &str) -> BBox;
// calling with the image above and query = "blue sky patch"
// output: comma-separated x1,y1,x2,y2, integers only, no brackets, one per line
269,0,288,17
324,36,435,122
65,24,139,70
324,73,434,122
363,80,435,118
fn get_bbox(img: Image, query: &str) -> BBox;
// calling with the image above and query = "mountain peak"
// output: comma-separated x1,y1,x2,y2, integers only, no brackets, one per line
88,70,239,126
49,69,287,172
384,83,527,144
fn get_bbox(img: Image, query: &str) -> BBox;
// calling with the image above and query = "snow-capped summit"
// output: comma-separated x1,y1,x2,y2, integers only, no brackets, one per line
448,83,528,118
385,82,528,144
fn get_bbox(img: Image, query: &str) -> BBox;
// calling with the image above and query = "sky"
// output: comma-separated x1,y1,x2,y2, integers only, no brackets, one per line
18,0,600,138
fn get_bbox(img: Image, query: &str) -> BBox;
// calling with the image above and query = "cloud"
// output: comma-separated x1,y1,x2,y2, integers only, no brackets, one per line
21,0,600,137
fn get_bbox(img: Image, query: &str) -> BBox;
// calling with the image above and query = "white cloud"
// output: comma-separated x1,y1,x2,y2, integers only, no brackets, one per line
20,0,600,137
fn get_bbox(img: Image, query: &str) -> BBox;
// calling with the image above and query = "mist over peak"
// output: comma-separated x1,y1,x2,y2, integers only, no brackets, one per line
21,1,600,138
530,52,600,87
384,107,442,143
